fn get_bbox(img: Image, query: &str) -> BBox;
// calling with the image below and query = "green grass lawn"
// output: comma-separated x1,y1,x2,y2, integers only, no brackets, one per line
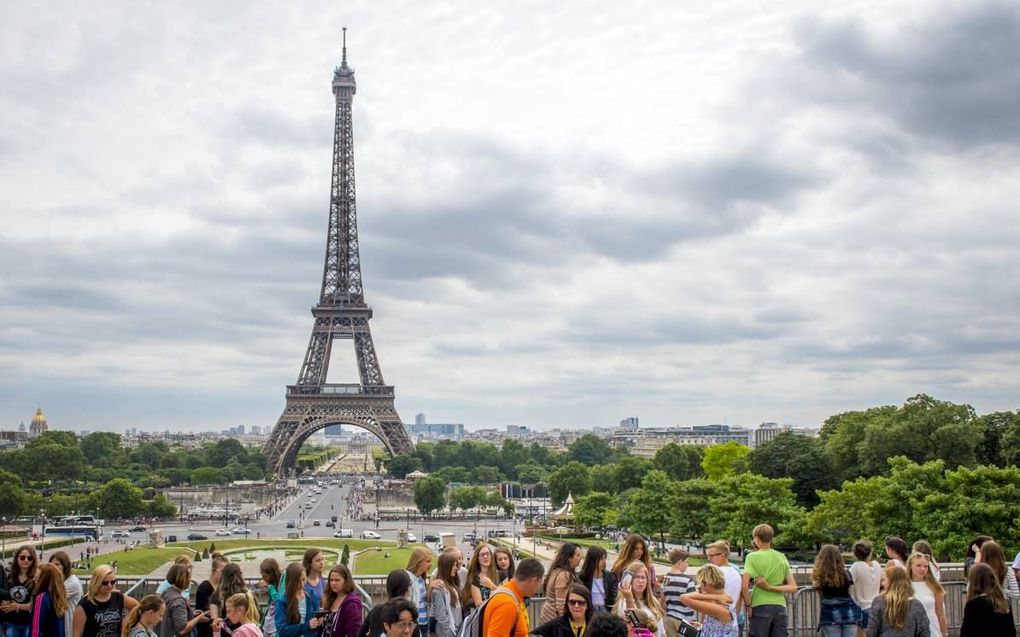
77,539,396,575
353,545,428,575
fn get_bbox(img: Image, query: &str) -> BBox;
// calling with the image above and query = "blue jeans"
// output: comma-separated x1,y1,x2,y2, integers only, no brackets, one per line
820,625,855,637
6,624,31,637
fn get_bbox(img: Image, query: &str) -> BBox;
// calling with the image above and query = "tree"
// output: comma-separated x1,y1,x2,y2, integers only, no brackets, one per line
611,456,653,493
190,467,225,485
131,441,170,467
706,474,804,549
0,471,27,517
432,440,461,469
470,465,503,485
671,478,720,545
749,432,836,507
653,444,705,482
206,439,249,468
385,454,423,479
414,476,446,516
146,494,178,519
567,434,614,466
341,544,350,565
589,465,617,493
999,411,1020,467
547,461,592,507
515,463,547,485
80,432,125,467
435,466,470,484
701,442,750,481
625,471,679,546
449,487,482,513
499,440,530,480
572,492,616,529
89,478,145,519
805,476,892,545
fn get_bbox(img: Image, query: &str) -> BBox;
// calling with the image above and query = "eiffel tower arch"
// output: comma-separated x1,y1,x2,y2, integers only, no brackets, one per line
264,30,413,475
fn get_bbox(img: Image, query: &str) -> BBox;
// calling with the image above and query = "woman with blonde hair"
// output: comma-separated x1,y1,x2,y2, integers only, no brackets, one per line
31,564,68,637
47,552,82,637
611,536,657,595
121,595,164,637
910,542,940,582
404,548,432,637
612,562,664,637
960,563,1014,636
906,553,945,637
812,545,862,637
74,565,139,637
224,594,262,637
865,568,929,637
978,541,1020,600
679,564,736,637
460,544,498,612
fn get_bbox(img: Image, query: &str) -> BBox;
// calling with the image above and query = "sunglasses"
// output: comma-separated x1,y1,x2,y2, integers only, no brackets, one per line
567,599,587,607
102,579,117,586
18,555,34,561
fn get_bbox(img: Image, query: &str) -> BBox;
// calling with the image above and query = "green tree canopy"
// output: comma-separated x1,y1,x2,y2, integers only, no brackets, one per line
88,478,145,519
706,473,804,549
701,441,750,481
80,432,125,467
385,454,423,479
572,491,617,529
567,434,615,466
414,475,446,516
548,461,592,506
749,432,836,507
671,478,720,544
653,444,705,482
625,470,680,545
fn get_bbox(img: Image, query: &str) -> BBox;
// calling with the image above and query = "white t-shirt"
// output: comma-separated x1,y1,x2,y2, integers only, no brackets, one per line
849,560,882,610
719,565,742,613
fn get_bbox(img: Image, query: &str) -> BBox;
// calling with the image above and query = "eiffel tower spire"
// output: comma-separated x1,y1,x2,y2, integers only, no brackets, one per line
264,32,413,474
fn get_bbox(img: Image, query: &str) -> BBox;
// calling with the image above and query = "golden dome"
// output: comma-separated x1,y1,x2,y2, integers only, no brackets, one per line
31,407,47,425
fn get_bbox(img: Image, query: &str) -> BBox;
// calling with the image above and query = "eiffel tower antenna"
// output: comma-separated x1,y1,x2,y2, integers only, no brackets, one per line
264,33,413,475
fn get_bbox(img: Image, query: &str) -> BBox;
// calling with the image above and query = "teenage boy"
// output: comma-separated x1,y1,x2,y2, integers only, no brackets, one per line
741,524,796,637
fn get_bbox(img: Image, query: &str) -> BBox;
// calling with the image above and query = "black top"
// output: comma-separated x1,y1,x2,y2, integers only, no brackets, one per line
960,596,1016,637
357,604,384,637
532,615,586,637
209,591,241,634
79,593,127,637
818,570,854,599
3,574,35,625
195,581,215,637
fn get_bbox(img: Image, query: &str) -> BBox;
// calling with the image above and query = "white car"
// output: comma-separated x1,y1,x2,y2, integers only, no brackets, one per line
333,529,354,538
361,530,381,539
406,532,417,542
110,530,130,539
232,527,251,535
215,529,232,537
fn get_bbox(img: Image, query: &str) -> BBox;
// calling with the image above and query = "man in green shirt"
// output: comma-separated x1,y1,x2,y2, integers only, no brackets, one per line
741,524,797,637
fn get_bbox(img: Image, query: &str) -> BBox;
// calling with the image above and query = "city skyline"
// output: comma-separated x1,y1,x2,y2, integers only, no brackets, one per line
2,2,1019,433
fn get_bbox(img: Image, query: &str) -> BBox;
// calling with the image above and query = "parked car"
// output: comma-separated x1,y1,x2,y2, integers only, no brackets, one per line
312,519,321,526
286,521,296,529
325,520,335,528
406,532,417,542
110,530,130,539
330,515,338,522
333,529,353,538
187,533,208,540
463,532,478,542
128,525,147,532
423,533,440,543
361,530,381,539
215,529,232,537
232,527,251,535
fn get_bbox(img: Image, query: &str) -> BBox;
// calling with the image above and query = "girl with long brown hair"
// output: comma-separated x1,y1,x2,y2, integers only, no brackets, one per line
978,541,1020,600
30,564,68,637
865,568,929,637
273,563,322,637
2,547,39,637
492,547,515,584
121,595,164,637
302,551,326,606
211,564,257,633
461,544,498,611
48,552,82,637
960,563,1014,636
812,545,862,637
321,565,361,637
611,535,657,595
540,543,582,624
429,553,461,637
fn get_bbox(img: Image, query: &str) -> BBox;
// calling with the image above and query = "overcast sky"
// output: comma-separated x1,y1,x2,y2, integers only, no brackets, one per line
2,1,1019,434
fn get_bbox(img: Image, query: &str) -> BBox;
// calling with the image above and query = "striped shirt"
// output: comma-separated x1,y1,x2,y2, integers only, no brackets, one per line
662,572,696,621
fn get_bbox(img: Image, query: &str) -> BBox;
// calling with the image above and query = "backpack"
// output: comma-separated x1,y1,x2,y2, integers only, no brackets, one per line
456,588,519,637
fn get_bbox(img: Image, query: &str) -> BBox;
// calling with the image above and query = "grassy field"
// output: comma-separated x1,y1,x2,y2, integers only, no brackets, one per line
352,545,428,574
77,539,397,575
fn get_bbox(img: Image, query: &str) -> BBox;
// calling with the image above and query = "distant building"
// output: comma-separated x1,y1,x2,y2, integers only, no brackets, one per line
506,425,530,437
29,407,48,437
415,413,427,426
619,417,639,430
754,422,781,448
407,422,464,441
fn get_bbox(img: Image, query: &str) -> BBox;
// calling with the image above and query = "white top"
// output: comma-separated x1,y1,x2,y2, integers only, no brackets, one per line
910,581,941,637
848,560,882,610
64,575,83,637
1005,568,1020,600
719,565,742,612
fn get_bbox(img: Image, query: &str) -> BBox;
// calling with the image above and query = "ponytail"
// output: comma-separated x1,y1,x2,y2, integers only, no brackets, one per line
122,595,165,637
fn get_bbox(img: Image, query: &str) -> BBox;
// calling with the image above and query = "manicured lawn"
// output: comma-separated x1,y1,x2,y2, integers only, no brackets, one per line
78,539,396,575
73,547,198,575
353,545,428,575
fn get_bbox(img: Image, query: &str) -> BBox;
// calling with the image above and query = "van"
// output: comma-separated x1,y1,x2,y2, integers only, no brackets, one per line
334,529,354,538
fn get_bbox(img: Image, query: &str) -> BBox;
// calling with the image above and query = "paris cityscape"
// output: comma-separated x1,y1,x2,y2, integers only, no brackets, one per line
2,2,1020,637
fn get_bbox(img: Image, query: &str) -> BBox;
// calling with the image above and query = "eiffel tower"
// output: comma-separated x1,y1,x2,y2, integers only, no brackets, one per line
264,30,413,475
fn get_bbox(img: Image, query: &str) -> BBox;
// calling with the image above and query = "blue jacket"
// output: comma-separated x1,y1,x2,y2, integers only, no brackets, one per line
275,595,321,637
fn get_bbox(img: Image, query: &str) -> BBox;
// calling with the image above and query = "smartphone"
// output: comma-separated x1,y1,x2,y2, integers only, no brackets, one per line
313,610,329,619
621,572,633,587
625,610,642,628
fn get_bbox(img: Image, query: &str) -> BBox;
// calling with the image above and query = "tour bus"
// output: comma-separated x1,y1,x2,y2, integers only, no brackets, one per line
44,524,102,540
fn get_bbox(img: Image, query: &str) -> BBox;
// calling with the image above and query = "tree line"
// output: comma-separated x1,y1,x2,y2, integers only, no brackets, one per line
385,394,1020,560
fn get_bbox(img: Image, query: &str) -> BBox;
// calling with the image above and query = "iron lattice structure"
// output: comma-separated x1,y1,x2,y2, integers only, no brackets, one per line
264,33,413,475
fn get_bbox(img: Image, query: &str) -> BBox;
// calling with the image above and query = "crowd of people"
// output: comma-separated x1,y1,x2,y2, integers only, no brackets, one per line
2,527,1018,637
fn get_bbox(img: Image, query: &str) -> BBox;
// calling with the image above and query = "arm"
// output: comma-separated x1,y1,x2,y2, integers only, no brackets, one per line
740,572,753,616
124,594,139,612
933,589,948,637
433,589,454,637
73,605,86,637
679,594,732,624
